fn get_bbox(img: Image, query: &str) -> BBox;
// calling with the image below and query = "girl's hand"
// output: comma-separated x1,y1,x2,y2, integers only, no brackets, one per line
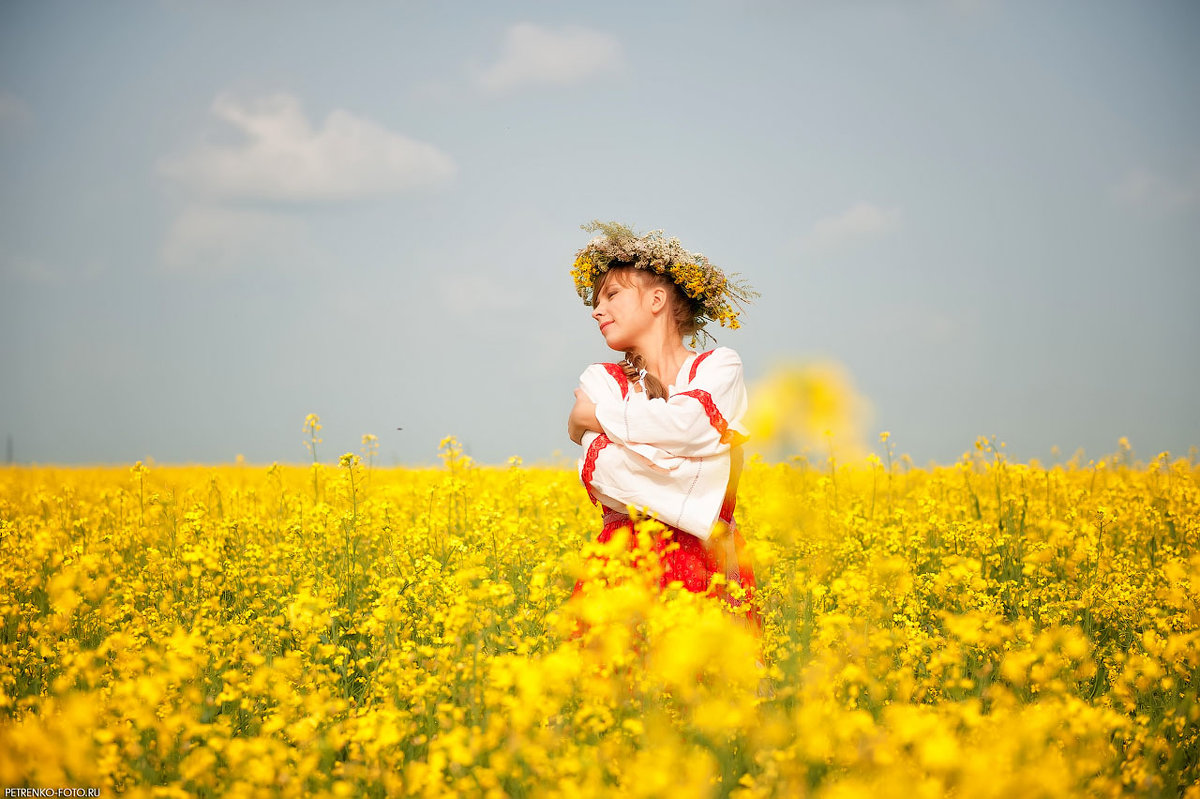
568,388,601,445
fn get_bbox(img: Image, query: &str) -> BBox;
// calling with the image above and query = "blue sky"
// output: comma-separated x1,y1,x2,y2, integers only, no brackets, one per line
1,0,1197,466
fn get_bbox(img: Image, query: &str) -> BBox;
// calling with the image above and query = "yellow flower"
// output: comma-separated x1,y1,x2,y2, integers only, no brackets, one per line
2,438,1192,796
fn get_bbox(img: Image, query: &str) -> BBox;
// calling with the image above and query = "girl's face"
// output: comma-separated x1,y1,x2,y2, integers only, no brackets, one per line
591,270,655,352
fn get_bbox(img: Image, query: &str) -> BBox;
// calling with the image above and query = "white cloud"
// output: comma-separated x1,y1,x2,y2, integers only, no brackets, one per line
475,23,624,94
159,204,319,274
802,202,902,254
159,93,456,202
1109,167,1196,211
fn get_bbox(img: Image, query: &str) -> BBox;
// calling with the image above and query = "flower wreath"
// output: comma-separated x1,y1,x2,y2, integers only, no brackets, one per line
571,220,757,342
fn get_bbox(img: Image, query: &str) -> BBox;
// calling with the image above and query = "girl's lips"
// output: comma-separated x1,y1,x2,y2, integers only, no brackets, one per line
599,321,612,333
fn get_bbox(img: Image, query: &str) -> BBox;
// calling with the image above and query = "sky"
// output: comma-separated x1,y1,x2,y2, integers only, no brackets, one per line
1,0,1197,468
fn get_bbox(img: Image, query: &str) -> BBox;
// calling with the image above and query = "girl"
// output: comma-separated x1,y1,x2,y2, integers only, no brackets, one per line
566,221,759,629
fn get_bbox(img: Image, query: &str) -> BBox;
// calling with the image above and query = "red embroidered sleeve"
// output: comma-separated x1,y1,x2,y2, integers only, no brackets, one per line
674,389,735,445
688,350,715,383
580,433,611,504
599,363,629,398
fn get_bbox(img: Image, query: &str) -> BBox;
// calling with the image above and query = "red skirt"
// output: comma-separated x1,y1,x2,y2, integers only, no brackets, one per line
571,508,761,633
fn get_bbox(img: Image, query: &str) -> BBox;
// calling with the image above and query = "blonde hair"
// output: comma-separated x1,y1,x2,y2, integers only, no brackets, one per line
593,264,703,400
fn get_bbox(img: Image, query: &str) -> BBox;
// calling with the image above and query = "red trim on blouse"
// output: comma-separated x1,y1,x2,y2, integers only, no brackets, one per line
726,430,750,447
599,363,629,398
580,433,611,505
675,389,735,445
688,350,715,384
719,494,736,522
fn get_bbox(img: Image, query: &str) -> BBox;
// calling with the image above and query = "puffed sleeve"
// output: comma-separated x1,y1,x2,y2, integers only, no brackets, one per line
578,430,730,542
593,347,749,459
578,362,688,471
577,363,624,404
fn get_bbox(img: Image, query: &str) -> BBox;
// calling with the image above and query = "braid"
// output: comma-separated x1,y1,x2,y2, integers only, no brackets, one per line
621,352,668,400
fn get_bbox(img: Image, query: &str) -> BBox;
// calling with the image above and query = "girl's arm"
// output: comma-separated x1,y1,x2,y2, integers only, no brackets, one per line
592,347,749,459
568,389,600,445
573,360,741,540
569,363,620,445
572,363,688,470
580,430,731,541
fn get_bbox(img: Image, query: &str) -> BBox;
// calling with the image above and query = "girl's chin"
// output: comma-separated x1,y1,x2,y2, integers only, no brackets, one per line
602,337,629,352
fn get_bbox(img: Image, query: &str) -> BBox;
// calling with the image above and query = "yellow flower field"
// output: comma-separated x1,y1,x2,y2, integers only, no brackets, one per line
1,437,1197,797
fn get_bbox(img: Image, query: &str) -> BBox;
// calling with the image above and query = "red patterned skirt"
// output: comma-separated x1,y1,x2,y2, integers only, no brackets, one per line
571,507,761,633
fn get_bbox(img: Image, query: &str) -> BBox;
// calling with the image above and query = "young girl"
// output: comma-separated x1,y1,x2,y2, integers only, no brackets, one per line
566,221,760,629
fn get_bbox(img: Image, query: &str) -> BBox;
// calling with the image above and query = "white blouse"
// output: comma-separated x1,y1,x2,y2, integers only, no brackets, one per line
575,347,749,542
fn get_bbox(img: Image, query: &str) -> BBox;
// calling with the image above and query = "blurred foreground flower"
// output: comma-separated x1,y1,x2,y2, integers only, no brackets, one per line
745,360,872,460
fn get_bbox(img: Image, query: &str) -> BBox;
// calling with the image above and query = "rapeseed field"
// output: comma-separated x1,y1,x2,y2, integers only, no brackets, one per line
1,435,1196,797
